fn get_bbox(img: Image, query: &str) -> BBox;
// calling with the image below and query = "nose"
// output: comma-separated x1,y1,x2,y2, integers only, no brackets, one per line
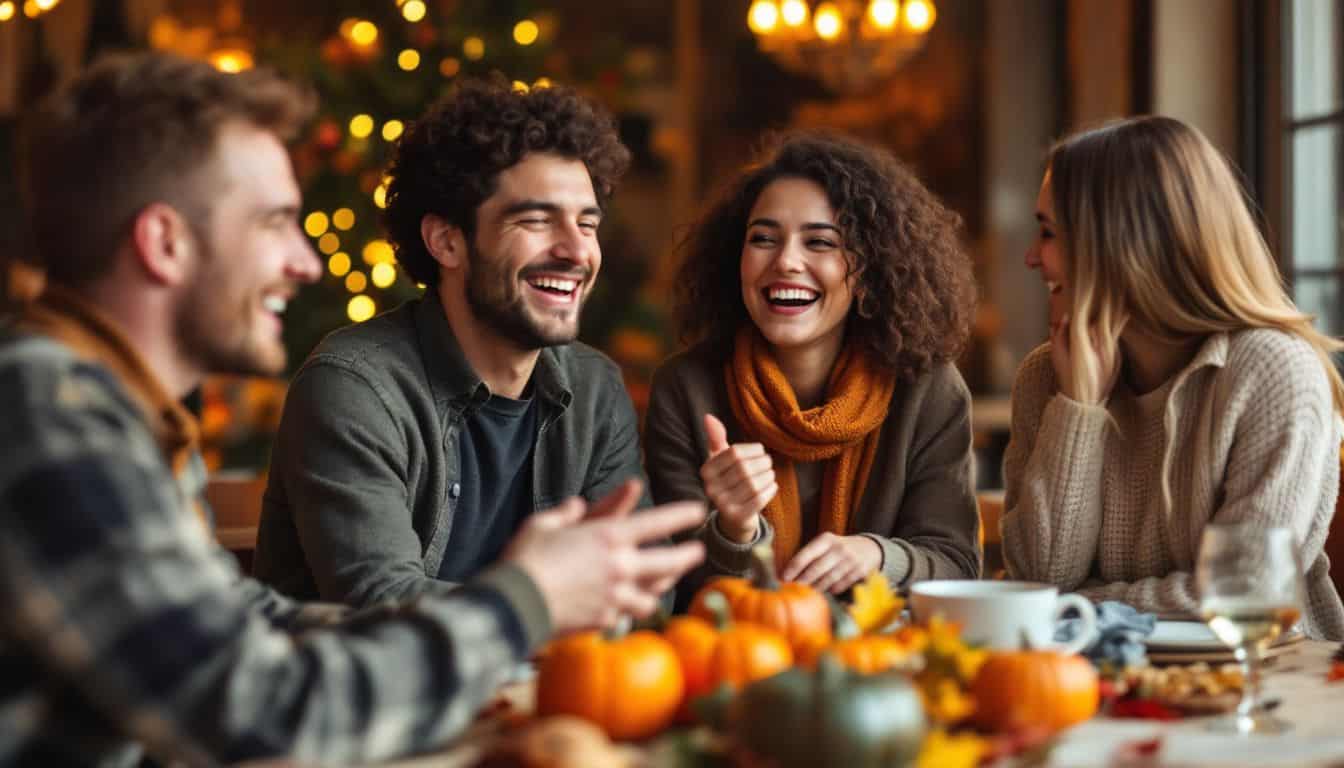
772,236,805,273
287,234,323,285
551,220,594,268
1024,241,1041,270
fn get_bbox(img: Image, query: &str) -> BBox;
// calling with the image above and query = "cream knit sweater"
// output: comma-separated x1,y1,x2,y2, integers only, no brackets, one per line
1002,329,1344,640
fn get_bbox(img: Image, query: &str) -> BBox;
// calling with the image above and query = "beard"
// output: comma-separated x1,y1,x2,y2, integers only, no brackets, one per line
463,239,591,350
176,233,289,378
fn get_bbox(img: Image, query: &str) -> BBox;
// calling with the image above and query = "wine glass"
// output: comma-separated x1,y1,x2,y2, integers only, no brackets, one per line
1195,523,1305,735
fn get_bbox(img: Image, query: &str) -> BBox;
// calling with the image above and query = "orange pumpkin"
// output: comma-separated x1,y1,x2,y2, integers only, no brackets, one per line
970,650,1100,733
689,545,831,653
799,633,917,674
536,630,684,741
665,592,794,720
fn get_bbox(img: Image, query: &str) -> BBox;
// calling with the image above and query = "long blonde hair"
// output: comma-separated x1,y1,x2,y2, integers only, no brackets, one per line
1048,115,1344,412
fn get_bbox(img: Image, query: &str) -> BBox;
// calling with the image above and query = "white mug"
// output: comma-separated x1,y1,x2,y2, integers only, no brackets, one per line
909,580,1099,655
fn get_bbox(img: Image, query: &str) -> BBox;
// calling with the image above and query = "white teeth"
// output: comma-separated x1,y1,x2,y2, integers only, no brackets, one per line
528,277,578,294
1046,281,1062,295
263,296,287,314
767,287,819,301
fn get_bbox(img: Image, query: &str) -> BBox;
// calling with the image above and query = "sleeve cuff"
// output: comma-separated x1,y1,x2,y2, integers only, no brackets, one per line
469,563,552,657
863,534,913,588
700,511,772,575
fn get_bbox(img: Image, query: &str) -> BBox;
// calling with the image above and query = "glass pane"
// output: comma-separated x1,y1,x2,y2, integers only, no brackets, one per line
1291,123,1340,270
1294,276,1343,338
1291,0,1342,119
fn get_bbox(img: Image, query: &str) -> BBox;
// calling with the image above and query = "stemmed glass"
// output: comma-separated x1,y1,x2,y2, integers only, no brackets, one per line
1195,523,1305,735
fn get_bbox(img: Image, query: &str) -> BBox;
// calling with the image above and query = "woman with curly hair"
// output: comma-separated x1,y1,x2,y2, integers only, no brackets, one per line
645,132,980,599
1004,116,1344,639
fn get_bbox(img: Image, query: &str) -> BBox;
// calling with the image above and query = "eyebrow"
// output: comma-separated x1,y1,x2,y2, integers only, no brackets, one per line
501,199,603,218
259,203,301,220
747,217,841,234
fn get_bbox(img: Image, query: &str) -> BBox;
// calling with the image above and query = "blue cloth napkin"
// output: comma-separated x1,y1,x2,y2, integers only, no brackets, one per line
1055,601,1156,668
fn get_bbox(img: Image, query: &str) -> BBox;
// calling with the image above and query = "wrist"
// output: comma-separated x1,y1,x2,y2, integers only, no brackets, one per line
715,513,759,545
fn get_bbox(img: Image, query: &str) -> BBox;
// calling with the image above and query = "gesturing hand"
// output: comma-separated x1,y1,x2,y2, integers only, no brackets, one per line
699,413,776,544
505,479,706,633
780,532,882,595
1050,313,1122,405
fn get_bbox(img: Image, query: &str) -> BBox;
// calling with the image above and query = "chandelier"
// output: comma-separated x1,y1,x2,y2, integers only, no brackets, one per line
746,0,936,95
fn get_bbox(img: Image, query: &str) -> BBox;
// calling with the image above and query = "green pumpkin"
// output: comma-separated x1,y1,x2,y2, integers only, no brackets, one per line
727,653,927,768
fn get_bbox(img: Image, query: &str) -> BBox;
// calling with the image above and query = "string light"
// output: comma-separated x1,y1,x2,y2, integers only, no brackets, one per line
332,208,356,230
0,2,16,21
513,19,539,45
813,2,842,39
22,0,39,18
397,49,420,70
382,120,404,142
349,114,374,139
371,262,398,288
401,0,426,23
439,56,461,77
373,184,388,208
533,77,553,89
362,239,396,265
903,0,935,31
463,36,485,60
328,252,352,277
33,0,54,9
511,80,529,93
780,0,808,27
304,212,329,237
345,271,368,292
347,295,376,323
318,233,341,255
350,20,378,46
746,1,779,34
868,0,898,29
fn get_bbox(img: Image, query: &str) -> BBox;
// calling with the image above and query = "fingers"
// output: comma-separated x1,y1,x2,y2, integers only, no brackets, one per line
791,548,842,587
700,444,769,481
587,478,643,520
703,413,730,456
628,540,706,582
528,497,587,531
610,502,708,545
781,533,832,581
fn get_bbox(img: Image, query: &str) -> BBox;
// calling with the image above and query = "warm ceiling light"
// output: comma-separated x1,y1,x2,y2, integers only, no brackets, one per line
747,0,779,35
513,19,539,45
868,0,898,30
463,36,485,60
813,2,842,39
0,2,17,21
401,0,426,23
347,295,376,322
349,114,374,139
397,49,420,70
904,0,935,32
780,0,808,27
350,20,378,46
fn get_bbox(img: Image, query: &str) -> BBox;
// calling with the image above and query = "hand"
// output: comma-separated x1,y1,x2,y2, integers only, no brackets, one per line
780,532,883,595
699,413,776,544
505,479,706,633
1049,313,1121,405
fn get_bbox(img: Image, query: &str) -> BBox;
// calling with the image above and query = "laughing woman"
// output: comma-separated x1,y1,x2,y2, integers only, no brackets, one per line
645,132,980,603
1003,116,1344,640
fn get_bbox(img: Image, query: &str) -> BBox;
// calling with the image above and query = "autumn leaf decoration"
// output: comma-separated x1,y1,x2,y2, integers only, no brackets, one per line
847,571,904,634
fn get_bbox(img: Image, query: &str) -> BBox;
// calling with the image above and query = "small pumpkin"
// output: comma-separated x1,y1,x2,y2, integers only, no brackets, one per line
798,593,919,674
727,653,928,768
970,649,1100,734
664,591,794,720
689,544,831,653
536,629,683,741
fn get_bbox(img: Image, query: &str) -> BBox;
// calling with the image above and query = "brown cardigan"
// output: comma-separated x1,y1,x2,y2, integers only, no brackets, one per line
645,341,981,605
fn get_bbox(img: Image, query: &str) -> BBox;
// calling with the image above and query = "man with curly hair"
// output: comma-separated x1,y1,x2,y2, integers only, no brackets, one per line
256,77,653,607
4,53,704,766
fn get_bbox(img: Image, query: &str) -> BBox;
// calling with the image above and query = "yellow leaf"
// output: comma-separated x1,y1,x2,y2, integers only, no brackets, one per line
847,571,904,633
916,728,988,768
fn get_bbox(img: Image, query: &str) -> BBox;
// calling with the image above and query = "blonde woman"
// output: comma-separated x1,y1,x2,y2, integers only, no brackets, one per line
1003,116,1344,640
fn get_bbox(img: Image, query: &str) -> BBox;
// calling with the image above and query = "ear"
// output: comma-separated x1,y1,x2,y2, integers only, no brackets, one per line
129,203,198,287
421,213,468,271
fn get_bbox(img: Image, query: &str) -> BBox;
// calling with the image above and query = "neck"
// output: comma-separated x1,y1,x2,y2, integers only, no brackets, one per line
438,282,539,399
772,333,844,410
1119,327,1203,395
79,281,203,398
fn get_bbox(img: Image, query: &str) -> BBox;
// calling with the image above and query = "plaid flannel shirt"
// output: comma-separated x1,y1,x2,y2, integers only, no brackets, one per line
0,291,551,767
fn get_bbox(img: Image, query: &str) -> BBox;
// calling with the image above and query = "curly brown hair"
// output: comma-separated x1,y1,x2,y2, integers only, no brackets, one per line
674,132,976,381
384,76,630,285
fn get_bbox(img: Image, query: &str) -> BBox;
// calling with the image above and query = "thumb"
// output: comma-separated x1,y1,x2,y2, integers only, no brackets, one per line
530,496,587,531
703,413,730,456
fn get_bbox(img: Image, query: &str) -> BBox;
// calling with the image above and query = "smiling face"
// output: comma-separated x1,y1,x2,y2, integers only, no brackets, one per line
1025,173,1069,324
463,152,602,349
739,177,855,358
177,122,321,376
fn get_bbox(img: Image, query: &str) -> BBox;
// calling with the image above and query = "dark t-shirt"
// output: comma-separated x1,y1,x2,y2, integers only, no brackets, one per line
437,393,538,581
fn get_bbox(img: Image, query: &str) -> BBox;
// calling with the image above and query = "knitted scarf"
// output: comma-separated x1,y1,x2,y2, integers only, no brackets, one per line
724,326,896,564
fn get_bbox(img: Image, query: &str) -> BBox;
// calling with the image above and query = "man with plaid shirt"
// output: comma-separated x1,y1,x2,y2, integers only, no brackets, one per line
0,52,704,767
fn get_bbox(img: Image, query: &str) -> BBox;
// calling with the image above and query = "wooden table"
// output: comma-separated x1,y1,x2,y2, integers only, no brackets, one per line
389,641,1344,767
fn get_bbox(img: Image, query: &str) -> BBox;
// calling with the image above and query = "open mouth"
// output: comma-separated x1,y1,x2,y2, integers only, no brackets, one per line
1045,280,1063,296
262,295,288,315
763,285,820,308
525,275,582,303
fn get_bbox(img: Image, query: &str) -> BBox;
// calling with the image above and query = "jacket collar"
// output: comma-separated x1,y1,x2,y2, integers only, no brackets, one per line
1167,332,1229,395
18,284,200,474
413,289,572,413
